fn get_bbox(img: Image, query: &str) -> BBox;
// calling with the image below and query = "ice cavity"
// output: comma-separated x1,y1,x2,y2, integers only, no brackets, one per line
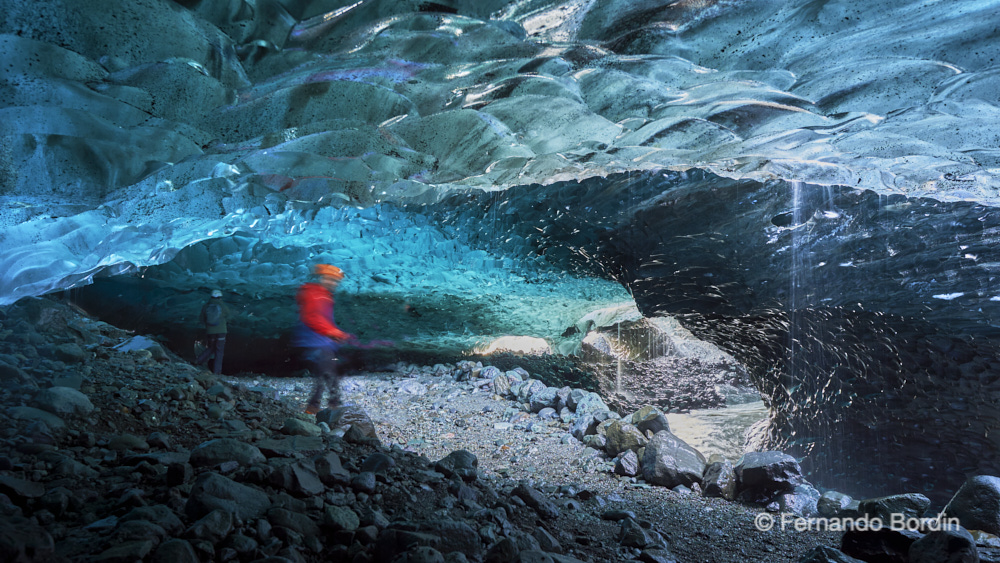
3,0,1000,307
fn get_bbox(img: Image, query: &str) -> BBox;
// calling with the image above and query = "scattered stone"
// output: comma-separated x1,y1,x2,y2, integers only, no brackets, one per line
189,438,266,467
702,460,736,501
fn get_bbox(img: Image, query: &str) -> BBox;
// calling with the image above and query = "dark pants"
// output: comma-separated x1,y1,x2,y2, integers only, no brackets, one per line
196,334,226,374
301,347,341,409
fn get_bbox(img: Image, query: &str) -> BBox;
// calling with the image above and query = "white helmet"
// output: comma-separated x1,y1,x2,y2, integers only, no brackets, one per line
211,289,222,298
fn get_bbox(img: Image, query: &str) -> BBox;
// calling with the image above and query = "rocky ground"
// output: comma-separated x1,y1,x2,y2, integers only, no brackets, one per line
0,297,997,563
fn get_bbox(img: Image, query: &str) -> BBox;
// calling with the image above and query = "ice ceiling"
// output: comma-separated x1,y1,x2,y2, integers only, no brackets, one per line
3,0,1000,498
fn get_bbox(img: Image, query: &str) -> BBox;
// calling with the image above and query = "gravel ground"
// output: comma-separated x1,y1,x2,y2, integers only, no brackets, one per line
230,365,844,563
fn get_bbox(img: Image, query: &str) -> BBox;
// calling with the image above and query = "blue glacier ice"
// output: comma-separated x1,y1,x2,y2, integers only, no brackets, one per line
3,0,1000,501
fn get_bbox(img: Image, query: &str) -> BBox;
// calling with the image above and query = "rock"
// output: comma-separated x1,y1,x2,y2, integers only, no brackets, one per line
945,475,1000,535
778,483,821,517
798,545,866,563
582,434,607,450
702,460,737,501
394,546,446,563
841,527,922,563
189,438,266,467
566,389,587,411
435,450,479,482
516,380,547,403
109,433,149,451
361,452,396,475
614,450,640,477
574,392,609,416
256,436,326,456
818,490,854,517
120,505,184,535
485,538,519,563
630,406,670,435
0,514,55,561
858,493,931,522
480,366,502,379
909,527,979,563
151,539,199,563
280,417,321,437
268,459,326,496
319,406,380,444
0,475,45,502
323,505,360,532
399,379,428,395
570,413,598,441
529,387,559,413
32,386,94,416
512,483,560,520
619,518,657,549
735,451,803,503
268,507,321,539
605,420,648,457
491,374,511,396
641,430,706,489
352,471,377,493
185,472,271,522
54,343,86,363
94,539,155,562
7,406,65,430
185,508,232,542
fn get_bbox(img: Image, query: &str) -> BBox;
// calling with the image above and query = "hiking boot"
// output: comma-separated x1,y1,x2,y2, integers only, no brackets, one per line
304,404,321,415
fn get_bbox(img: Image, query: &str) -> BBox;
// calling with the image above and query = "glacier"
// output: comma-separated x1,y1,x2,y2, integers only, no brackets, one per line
3,0,1000,500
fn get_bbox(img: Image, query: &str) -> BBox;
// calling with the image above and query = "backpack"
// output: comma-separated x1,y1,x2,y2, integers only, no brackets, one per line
205,303,223,327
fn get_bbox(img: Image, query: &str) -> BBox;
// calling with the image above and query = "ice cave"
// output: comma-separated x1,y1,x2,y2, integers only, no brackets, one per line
3,0,1000,559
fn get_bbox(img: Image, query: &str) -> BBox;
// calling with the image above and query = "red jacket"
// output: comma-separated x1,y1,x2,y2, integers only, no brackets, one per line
295,283,349,342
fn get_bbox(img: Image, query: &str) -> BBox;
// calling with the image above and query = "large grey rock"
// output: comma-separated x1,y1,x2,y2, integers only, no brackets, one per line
268,459,325,496
32,386,93,416
570,413,598,441
630,406,670,435
735,451,803,503
702,460,737,501
908,527,979,563
185,472,271,522
818,490,855,517
604,420,648,457
574,392,609,416
640,430,706,489
189,438,265,467
435,450,478,482
529,386,559,413
945,475,1000,535
858,494,931,522
778,483,821,517
512,483,560,520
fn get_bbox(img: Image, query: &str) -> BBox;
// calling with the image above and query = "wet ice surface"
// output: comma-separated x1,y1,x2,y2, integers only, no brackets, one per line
4,0,1000,306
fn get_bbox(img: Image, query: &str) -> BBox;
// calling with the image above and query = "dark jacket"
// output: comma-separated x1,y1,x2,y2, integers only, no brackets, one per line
200,299,229,335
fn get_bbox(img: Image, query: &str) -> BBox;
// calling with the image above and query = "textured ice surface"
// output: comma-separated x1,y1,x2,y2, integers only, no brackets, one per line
4,0,1000,308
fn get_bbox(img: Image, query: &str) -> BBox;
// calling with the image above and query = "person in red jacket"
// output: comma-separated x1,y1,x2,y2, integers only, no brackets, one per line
292,264,355,414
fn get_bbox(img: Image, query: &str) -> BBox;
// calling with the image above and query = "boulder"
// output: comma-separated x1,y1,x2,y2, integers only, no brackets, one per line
945,475,1000,535
640,430,706,489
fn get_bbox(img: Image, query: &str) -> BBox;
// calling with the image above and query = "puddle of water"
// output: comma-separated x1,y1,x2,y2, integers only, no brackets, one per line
666,401,768,462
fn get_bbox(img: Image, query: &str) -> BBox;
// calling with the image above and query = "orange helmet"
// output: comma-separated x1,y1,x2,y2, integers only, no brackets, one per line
313,264,344,280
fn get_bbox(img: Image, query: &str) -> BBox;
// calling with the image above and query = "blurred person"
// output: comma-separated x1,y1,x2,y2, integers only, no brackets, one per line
292,264,355,414
196,289,229,374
